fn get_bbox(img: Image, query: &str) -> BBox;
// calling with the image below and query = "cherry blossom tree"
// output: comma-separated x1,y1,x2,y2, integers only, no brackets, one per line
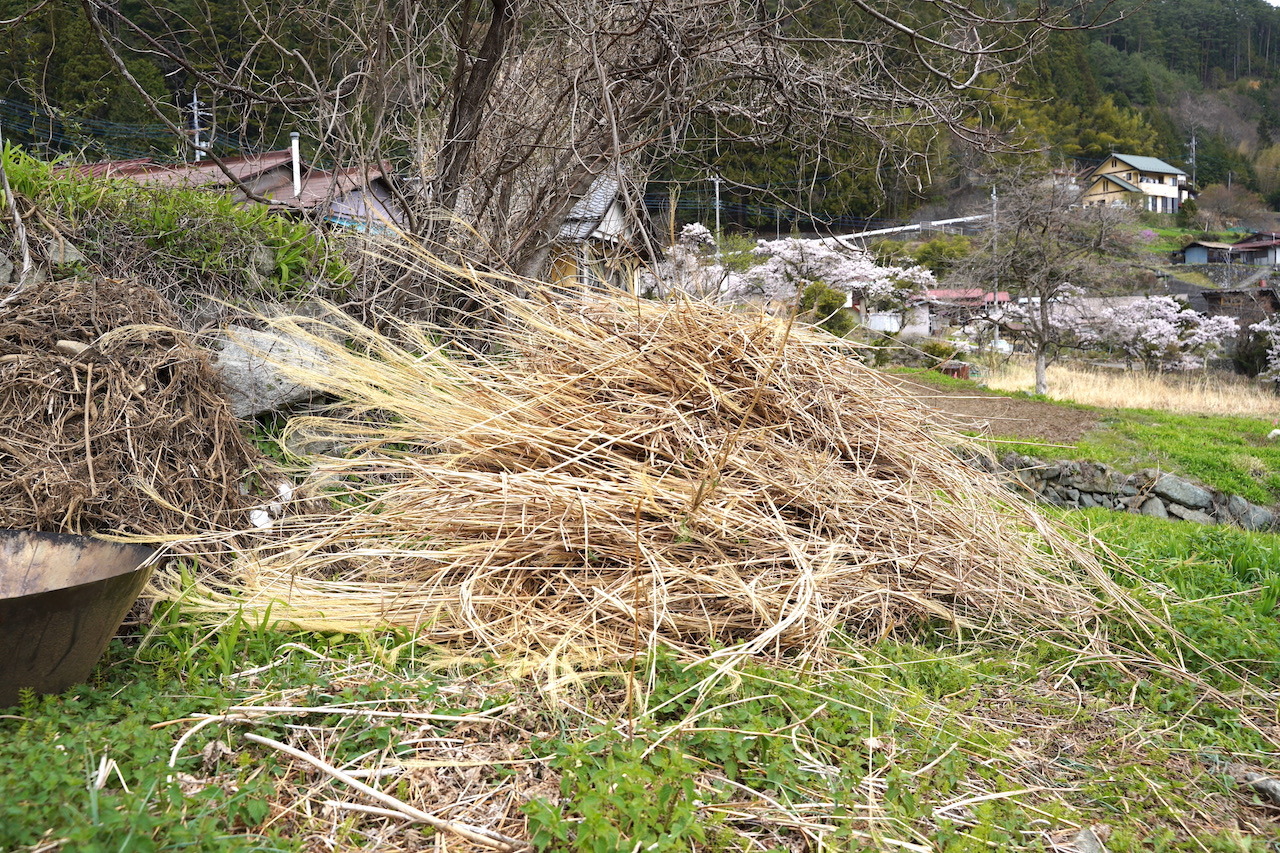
726,237,935,314
1091,297,1237,371
953,172,1134,393
1249,317,1280,379
639,222,743,300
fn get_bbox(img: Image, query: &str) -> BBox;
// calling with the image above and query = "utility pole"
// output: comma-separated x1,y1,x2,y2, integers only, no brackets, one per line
1189,129,1198,186
189,90,211,161
711,173,723,267
991,184,1001,351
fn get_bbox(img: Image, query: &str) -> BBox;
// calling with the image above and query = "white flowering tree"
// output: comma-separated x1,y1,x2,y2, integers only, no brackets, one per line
1248,317,1280,379
726,237,935,315
639,222,743,299
1090,297,1237,371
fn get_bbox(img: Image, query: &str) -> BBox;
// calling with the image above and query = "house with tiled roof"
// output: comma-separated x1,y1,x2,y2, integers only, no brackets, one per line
1080,153,1193,214
63,149,406,231
547,175,656,294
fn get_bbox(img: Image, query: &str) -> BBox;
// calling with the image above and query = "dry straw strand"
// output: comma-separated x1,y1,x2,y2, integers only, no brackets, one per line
155,281,1133,667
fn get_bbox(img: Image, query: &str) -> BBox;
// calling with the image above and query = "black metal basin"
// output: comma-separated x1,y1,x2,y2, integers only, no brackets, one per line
0,530,157,708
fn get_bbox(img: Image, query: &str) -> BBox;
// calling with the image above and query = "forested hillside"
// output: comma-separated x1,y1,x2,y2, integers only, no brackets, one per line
4,0,1280,226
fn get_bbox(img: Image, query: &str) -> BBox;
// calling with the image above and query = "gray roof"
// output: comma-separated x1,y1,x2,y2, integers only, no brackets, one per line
559,175,620,241
1108,153,1187,177
1095,173,1142,193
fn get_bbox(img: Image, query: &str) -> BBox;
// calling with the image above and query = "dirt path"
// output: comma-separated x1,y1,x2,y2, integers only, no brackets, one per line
886,373,1102,447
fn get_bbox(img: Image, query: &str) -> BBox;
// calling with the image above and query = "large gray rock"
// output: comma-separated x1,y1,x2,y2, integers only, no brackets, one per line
1072,462,1118,494
212,325,333,419
1139,497,1169,519
1166,503,1215,524
1242,504,1276,532
1152,474,1213,510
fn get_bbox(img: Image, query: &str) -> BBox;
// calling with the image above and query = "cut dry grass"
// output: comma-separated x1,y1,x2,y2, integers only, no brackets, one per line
154,283,1139,669
984,358,1280,418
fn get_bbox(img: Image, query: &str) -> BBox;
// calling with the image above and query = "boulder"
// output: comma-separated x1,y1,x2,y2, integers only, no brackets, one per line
1165,503,1215,524
1139,497,1168,519
1151,474,1213,510
1242,504,1276,532
212,325,332,419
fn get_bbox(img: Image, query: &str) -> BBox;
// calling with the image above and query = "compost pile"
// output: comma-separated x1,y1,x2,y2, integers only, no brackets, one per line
0,278,264,540
163,290,1120,663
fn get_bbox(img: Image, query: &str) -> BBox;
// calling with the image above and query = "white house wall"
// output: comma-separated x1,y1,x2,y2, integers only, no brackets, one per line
590,201,629,241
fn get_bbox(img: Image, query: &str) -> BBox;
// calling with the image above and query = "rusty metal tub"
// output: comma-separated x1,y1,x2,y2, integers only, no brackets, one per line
0,530,157,708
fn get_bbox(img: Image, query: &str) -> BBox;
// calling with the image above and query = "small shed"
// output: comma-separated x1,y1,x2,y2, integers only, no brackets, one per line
1174,241,1235,265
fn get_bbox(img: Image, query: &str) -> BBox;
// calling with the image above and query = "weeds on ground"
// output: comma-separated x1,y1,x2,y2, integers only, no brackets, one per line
5,514,1280,851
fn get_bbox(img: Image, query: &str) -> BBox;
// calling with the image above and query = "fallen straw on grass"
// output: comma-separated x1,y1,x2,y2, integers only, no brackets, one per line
154,286,1136,666
244,732,532,852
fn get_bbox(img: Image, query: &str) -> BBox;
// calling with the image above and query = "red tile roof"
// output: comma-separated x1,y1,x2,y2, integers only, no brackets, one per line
927,288,1010,304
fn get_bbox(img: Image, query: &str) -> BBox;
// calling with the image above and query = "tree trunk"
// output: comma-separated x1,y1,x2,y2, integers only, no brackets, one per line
1035,348,1048,395
432,0,516,214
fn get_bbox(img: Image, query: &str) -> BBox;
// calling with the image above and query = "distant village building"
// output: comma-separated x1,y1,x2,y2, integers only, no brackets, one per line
924,288,1011,335
1201,286,1280,327
65,150,407,231
1173,232,1280,266
1080,153,1192,214
547,175,657,295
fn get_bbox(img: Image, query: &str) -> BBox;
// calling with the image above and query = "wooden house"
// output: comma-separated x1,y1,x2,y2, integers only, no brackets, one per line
546,175,656,294
1080,153,1192,214
1201,286,1280,327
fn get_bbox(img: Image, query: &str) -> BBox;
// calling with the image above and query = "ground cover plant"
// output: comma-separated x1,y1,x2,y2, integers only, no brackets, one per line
5,513,1280,850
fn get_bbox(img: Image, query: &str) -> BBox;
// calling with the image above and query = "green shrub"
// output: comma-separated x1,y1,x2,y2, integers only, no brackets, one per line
798,280,856,337
919,338,959,363
912,234,971,275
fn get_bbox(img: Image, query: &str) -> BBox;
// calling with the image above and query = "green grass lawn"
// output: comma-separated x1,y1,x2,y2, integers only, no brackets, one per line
992,405,1280,505
897,365,1280,505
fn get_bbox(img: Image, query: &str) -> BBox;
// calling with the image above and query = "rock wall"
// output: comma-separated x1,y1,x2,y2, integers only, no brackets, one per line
963,451,1278,531
1177,263,1272,289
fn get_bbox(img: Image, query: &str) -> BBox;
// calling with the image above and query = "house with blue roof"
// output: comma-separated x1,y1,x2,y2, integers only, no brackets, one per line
1080,153,1193,214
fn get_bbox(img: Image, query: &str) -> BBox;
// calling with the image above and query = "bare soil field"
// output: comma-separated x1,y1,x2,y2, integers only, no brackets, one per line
889,372,1102,446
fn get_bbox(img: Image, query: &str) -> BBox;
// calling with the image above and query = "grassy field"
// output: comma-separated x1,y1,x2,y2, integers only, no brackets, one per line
2,512,1278,851
984,361,1280,419
971,361,1280,505
5,360,1280,851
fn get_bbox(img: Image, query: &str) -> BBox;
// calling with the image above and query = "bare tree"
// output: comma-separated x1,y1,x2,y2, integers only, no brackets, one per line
1194,183,1274,231
65,0,1119,284
953,172,1134,394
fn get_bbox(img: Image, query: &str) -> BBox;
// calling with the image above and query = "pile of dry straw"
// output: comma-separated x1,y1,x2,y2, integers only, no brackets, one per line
0,277,264,539
161,288,1124,664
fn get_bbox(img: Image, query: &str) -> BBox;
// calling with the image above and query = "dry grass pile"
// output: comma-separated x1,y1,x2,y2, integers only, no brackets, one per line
162,290,1127,663
0,277,266,539
985,358,1280,418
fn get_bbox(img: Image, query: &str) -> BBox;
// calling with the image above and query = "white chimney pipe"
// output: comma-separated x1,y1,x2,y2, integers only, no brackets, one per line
290,132,301,199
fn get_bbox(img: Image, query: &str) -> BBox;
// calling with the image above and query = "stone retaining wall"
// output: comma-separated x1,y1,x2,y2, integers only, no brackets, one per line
963,451,1278,531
